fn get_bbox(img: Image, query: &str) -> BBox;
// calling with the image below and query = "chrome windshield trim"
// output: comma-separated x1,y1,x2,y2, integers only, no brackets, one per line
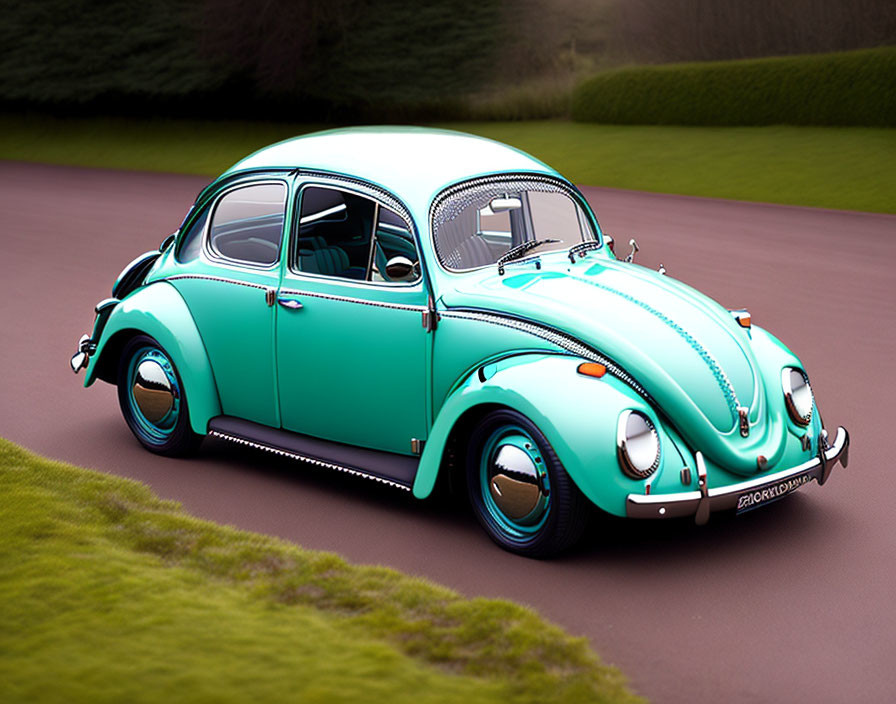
428,173,602,275
626,426,849,521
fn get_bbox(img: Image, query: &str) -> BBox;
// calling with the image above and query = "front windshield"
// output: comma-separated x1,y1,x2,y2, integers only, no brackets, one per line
432,178,598,271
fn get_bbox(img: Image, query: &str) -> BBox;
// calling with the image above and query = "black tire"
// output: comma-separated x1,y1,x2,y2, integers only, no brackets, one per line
466,409,587,558
117,335,202,456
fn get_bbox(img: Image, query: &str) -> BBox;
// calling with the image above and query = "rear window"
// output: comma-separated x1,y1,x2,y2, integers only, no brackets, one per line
207,183,287,266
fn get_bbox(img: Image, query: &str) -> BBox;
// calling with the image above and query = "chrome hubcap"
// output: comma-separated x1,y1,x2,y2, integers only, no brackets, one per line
487,436,550,527
132,359,174,424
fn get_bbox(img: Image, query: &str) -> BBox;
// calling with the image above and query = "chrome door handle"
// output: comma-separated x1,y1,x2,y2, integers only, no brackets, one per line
277,297,303,310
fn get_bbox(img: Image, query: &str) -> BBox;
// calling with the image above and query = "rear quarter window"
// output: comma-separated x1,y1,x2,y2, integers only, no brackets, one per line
175,208,209,263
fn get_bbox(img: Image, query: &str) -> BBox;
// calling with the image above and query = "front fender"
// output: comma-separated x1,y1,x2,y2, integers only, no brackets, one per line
85,282,221,435
413,353,685,516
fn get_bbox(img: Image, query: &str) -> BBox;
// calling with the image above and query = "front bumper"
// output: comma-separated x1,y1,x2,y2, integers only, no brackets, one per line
626,426,849,524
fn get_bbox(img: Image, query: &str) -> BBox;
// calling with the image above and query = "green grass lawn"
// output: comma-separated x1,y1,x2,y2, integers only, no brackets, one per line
1,115,893,213
0,438,643,704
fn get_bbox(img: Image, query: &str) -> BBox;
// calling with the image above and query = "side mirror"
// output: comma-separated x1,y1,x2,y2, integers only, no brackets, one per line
604,234,615,254
384,256,416,281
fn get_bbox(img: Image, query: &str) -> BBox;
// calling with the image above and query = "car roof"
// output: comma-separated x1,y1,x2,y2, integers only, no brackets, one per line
220,126,560,211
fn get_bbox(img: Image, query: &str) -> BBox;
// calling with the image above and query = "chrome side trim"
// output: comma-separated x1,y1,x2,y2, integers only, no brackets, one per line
626,426,849,522
439,308,654,403
278,287,426,312
165,273,271,291
208,430,412,492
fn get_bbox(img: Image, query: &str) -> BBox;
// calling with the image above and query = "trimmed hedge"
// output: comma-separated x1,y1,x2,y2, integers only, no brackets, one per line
571,47,896,126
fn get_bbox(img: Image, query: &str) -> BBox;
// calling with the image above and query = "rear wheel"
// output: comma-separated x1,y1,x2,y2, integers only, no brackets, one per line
117,335,201,456
466,409,587,558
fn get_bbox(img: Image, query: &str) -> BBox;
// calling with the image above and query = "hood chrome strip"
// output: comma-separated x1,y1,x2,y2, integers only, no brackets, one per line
565,274,742,426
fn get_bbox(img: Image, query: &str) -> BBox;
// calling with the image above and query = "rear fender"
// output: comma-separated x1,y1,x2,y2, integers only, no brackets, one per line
85,282,220,435
413,353,679,516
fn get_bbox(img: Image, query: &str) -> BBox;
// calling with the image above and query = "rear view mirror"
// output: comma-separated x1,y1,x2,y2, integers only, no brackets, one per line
480,196,522,217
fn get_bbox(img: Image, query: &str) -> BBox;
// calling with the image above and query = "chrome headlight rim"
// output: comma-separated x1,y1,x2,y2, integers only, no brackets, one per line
782,367,813,427
617,410,661,480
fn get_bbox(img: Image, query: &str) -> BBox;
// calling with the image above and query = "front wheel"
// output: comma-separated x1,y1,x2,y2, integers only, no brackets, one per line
466,409,587,558
117,335,202,456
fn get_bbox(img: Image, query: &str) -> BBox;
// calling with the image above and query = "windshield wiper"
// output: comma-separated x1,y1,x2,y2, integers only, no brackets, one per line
567,239,602,263
496,238,559,275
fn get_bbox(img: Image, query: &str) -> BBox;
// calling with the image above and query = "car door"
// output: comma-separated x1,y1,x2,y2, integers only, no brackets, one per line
275,181,430,454
169,179,287,427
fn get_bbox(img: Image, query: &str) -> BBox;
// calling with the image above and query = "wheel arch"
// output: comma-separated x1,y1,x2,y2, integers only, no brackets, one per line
85,282,221,435
413,352,657,516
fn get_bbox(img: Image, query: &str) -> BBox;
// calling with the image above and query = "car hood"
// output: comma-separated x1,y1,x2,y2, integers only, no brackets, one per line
441,256,781,474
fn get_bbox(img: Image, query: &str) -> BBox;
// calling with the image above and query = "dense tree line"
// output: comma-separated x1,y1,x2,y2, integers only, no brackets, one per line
0,0,892,120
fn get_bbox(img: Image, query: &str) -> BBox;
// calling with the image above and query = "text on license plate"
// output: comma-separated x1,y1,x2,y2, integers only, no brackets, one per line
736,474,812,513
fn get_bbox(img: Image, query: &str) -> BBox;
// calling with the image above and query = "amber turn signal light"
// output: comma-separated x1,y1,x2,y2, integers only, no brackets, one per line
731,309,751,329
577,362,607,378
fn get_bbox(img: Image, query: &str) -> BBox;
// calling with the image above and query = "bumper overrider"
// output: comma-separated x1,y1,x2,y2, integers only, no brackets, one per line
70,333,95,373
70,298,118,374
626,426,849,525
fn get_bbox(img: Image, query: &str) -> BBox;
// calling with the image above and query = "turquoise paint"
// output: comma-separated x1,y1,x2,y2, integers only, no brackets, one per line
81,127,833,517
86,282,221,435
276,272,430,454
437,254,775,474
413,353,677,514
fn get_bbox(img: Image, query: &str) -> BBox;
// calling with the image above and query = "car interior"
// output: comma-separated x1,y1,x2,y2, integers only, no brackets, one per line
296,186,419,283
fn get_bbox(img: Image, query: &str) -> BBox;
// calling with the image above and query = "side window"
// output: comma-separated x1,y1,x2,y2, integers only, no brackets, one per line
295,187,375,280
295,185,419,284
370,206,420,283
176,207,209,263
208,183,286,266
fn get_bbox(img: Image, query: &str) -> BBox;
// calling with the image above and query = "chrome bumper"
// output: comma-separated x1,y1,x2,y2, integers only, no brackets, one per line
626,426,849,524
70,298,117,374
70,333,95,373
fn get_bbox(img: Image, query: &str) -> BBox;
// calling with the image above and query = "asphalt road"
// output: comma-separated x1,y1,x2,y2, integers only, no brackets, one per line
2,161,894,703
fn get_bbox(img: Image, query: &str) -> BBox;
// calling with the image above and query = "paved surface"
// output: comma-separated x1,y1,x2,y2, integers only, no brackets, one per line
2,161,894,703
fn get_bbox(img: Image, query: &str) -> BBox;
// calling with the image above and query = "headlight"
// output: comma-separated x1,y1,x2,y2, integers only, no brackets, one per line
782,368,813,426
617,410,660,479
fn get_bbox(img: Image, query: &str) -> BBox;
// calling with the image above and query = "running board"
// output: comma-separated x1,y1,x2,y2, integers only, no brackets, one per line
207,416,417,491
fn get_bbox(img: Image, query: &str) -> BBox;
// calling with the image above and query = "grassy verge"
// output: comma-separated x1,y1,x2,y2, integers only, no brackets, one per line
0,438,643,704
1,115,893,212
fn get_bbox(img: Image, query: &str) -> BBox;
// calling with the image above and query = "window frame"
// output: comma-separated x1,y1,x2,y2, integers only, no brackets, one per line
289,181,423,288
201,179,289,271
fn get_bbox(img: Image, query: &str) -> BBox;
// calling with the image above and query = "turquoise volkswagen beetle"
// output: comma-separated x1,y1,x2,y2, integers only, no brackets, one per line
71,127,849,556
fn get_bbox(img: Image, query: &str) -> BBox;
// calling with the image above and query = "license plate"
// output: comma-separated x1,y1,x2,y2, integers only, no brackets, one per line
736,473,813,514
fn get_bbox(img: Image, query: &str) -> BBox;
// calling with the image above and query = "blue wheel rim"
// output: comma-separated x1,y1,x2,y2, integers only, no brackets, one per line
126,346,181,445
479,424,551,540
